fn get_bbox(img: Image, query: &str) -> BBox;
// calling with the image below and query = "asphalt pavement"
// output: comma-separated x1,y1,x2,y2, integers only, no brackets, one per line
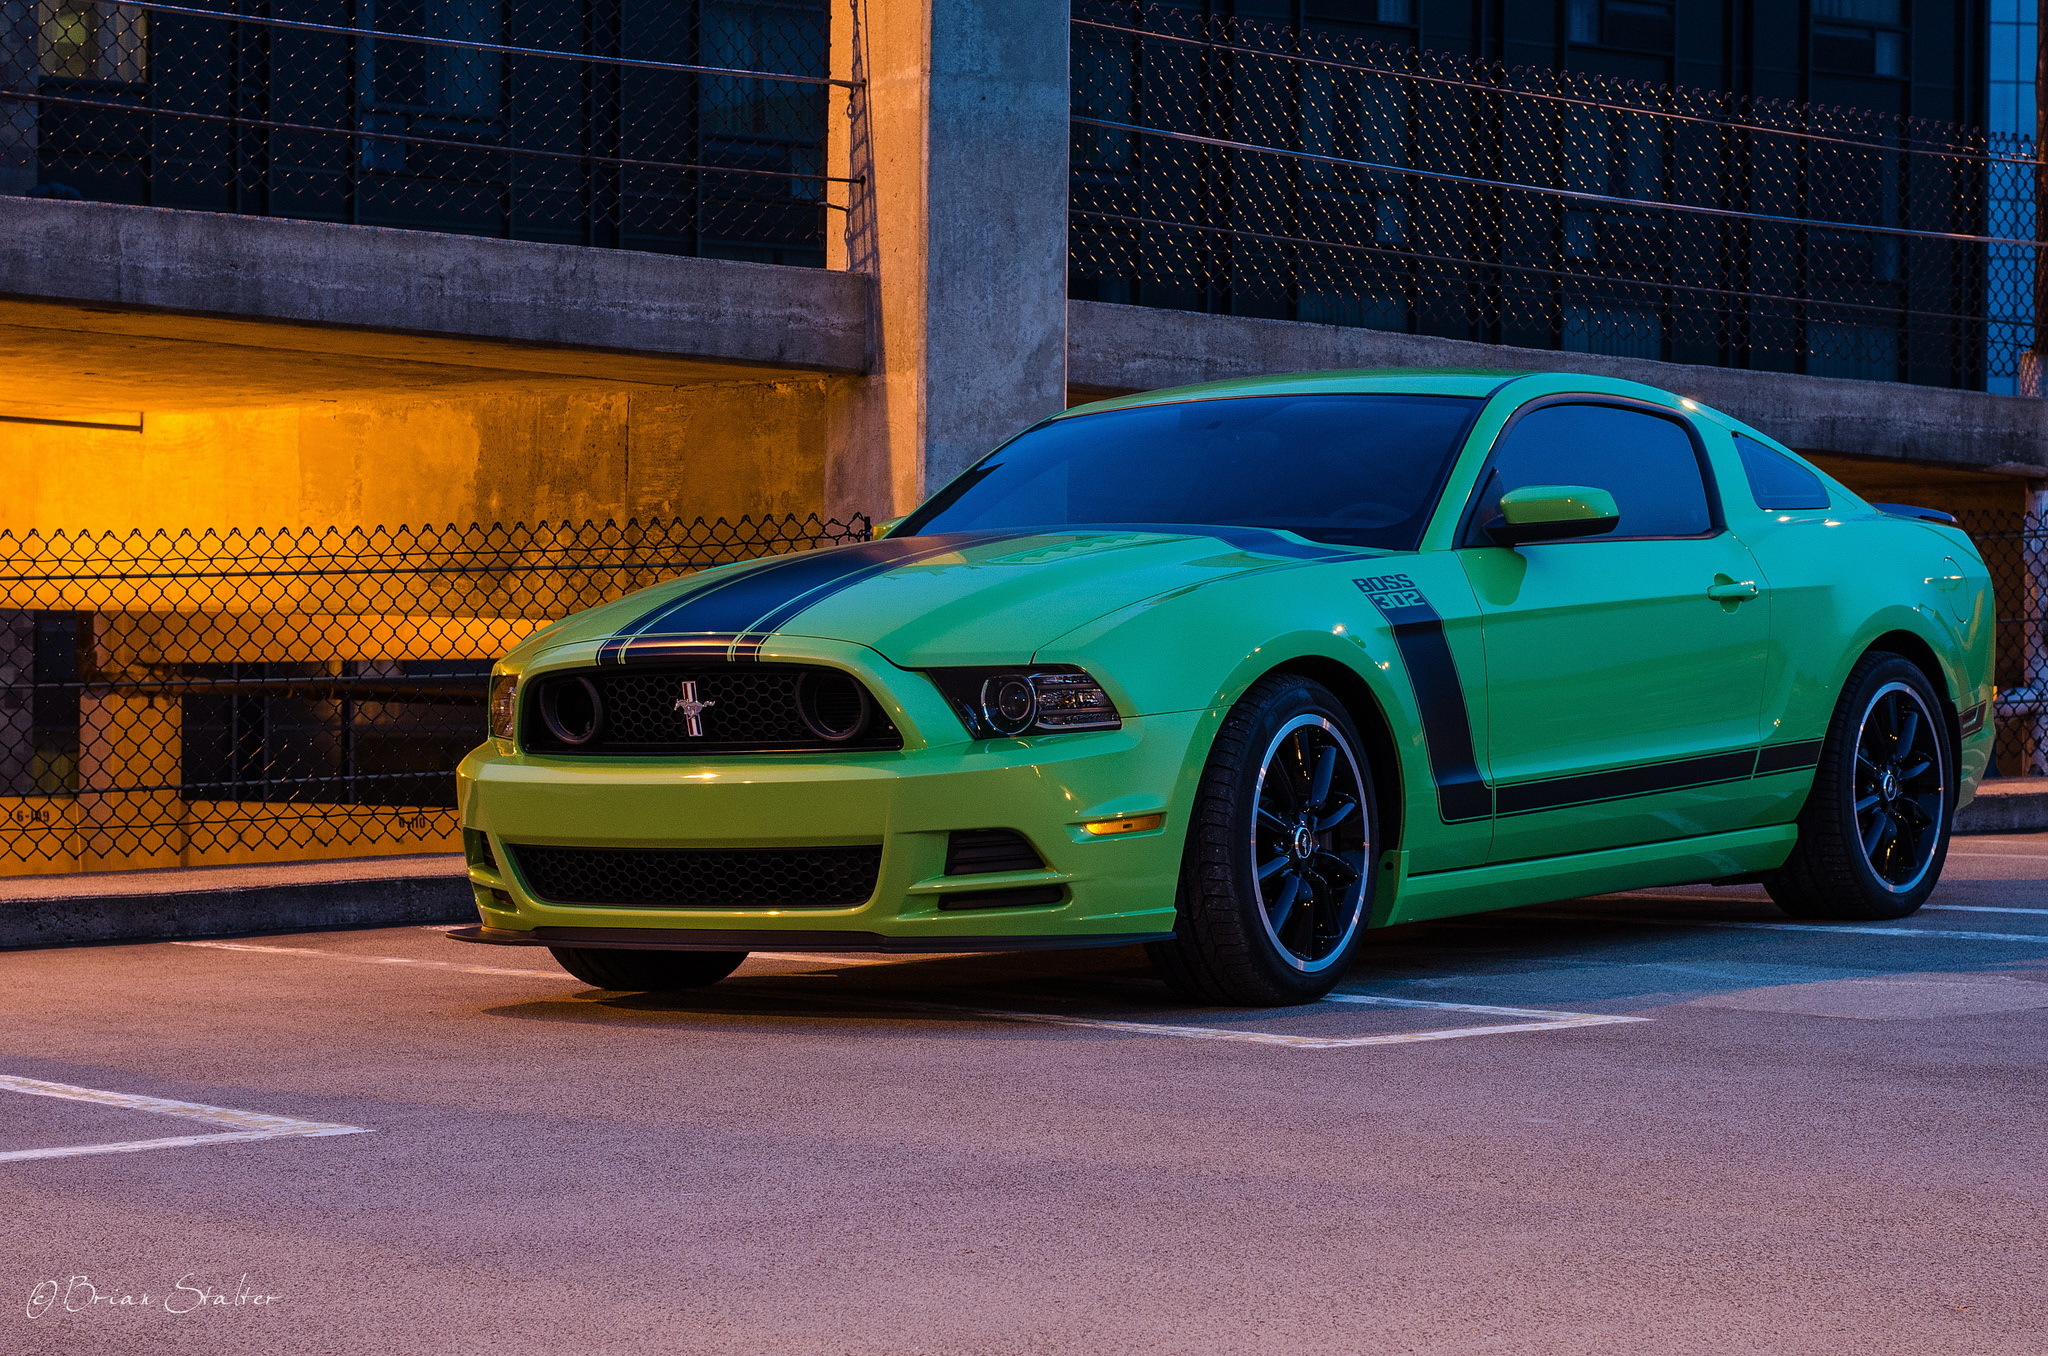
4,835,2047,1355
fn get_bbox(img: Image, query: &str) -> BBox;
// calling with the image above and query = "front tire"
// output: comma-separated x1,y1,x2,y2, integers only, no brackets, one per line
1148,674,1376,1006
1763,652,1953,920
548,947,747,991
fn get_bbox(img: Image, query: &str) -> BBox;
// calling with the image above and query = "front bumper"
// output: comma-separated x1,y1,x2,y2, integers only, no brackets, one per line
456,708,1206,947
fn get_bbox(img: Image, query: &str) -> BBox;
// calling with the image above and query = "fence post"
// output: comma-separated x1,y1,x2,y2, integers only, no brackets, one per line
2028,487,2048,774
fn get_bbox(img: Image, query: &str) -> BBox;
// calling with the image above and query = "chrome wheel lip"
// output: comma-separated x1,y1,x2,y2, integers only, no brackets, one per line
1249,713,1371,974
1852,680,1947,895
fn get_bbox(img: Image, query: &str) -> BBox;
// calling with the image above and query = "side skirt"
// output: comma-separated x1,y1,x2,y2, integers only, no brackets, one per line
1381,824,1798,927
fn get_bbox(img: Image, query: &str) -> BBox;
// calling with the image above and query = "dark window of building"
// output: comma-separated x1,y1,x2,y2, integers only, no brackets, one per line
1734,435,1832,510
1467,404,1713,541
181,660,490,808
1568,0,1676,52
22,0,829,264
0,612,84,797
1812,0,1906,78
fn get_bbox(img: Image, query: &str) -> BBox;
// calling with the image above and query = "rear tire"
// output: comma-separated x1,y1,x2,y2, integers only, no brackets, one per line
1763,652,1953,921
547,947,747,991
1148,674,1377,1006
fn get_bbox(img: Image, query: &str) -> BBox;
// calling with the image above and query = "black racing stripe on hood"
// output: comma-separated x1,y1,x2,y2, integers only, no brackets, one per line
597,532,1035,664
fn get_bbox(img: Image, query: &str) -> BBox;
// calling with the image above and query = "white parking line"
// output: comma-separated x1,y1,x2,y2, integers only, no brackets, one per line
820,991,1649,1049
173,940,1644,1049
1531,914,2048,944
174,940,565,979
1948,849,2048,863
1926,905,2048,915
0,1075,369,1165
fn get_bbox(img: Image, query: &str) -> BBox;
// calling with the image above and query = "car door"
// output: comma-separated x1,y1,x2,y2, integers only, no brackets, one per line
1458,398,1775,862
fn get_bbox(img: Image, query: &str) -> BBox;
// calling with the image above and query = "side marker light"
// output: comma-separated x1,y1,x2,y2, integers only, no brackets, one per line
1082,814,1165,836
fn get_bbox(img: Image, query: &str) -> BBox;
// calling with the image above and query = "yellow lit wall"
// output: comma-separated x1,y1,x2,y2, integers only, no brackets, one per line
0,378,842,532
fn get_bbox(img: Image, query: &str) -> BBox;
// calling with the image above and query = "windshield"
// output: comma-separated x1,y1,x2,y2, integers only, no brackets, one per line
896,393,1483,549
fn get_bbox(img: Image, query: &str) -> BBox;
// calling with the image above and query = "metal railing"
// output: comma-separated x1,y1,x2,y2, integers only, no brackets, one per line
0,513,870,873
2,0,837,262
1071,1,2035,390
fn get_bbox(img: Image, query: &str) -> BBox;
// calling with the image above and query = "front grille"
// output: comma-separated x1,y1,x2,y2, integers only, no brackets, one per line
507,843,883,909
521,664,902,754
945,828,1045,875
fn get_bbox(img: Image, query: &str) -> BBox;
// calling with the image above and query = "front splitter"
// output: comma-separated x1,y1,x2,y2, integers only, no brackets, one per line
448,924,1173,953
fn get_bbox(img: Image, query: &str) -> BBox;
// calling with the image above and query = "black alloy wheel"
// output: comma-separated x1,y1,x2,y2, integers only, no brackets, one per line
1764,652,1953,920
1852,681,1946,890
1251,715,1372,970
1149,673,1377,1006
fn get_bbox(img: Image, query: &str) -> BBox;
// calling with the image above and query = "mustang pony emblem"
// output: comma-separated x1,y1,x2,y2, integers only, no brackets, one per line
672,680,716,737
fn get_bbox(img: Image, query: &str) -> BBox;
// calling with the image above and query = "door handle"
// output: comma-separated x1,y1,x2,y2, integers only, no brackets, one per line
1706,579,1761,602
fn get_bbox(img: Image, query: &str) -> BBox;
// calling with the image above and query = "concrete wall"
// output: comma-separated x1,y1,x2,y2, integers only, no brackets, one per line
0,195,870,375
1068,300,2048,481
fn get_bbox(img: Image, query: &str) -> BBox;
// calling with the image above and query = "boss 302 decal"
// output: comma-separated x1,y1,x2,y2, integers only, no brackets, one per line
1354,575,1822,824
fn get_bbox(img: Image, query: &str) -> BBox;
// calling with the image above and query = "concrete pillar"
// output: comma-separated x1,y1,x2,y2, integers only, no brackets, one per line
826,0,1070,517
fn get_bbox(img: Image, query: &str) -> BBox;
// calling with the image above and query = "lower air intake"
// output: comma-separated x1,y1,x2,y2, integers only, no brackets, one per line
507,844,882,909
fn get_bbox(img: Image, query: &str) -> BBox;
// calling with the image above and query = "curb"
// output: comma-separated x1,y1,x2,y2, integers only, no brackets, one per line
1955,779,2048,835
0,855,473,950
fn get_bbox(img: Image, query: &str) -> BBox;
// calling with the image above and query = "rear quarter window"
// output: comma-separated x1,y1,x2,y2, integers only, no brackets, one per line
1734,434,1831,511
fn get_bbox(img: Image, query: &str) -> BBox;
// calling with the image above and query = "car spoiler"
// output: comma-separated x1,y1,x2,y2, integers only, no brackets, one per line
1870,502,1959,527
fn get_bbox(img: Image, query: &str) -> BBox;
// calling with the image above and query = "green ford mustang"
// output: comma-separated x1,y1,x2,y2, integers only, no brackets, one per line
451,369,1994,1005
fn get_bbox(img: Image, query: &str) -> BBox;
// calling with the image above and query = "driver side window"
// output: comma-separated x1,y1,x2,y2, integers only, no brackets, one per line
1462,403,1715,545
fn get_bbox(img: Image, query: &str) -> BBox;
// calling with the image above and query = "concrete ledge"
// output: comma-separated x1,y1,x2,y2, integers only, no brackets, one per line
1955,779,2048,835
1068,300,2048,475
0,854,472,949
0,196,871,373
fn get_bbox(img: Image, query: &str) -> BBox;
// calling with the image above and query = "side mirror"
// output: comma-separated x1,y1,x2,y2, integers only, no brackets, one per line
872,514,909,540
1484,485,1621,546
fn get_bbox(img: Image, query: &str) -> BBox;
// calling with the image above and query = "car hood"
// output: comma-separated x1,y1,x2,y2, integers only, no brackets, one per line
515,527,1362,669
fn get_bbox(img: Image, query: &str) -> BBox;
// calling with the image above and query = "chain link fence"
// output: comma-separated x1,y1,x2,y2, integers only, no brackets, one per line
0,513,869,874
2,0,836,263
1957,510,2048,778
1072,1,2032,390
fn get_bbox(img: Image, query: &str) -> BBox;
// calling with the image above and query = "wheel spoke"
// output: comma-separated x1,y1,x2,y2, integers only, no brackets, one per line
1894,708,1919,759
1311,850,1360,886
1257,854,1291,880
1266,871,1304,921
1853,793,1881,814
1902,792,1942,829
1256,806,1290,832
1314,795,1357,831
1898,758,1934,783
1284,734,1315,805
1861,811,1893,859
1307,744,1337,811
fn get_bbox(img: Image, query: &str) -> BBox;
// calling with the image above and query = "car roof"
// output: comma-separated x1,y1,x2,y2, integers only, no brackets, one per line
1057,368,1691,418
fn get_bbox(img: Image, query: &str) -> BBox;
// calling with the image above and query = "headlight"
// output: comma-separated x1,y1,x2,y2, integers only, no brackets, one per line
924,666,1121,738
488,674,519,741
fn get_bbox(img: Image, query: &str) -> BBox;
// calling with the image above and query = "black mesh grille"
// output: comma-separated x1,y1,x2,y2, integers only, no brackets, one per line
508,843,882,909
523,664,900,754
945,829,1045,875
